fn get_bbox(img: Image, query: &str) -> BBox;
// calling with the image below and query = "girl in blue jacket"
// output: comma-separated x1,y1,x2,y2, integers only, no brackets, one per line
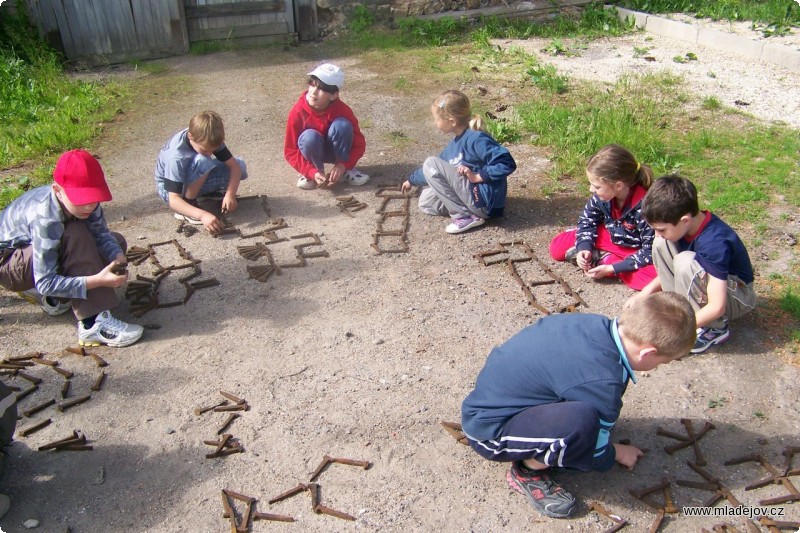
402,90,516,234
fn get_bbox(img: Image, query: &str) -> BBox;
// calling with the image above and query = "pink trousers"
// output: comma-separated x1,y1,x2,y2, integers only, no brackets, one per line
549,226,656,291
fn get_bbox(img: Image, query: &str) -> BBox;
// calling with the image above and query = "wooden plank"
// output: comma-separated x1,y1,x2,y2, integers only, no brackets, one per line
45,0,74,56
130,0,155,50
171,0,190,55
184,1,284,18
61,0,89,56
294,0,316,41
187,20,288,41
283,0,295,33
101,0,134,53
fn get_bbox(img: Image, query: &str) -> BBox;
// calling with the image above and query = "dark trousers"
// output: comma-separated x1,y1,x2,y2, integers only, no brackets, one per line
0,220,125,319
466,401,600,472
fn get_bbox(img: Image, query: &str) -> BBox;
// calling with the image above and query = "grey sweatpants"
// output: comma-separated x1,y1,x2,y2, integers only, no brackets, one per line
652,237,756,329
417,157,488,220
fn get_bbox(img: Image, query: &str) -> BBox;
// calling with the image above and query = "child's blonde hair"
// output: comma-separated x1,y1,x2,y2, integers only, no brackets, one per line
432,90,485,132
586,144,653,189
618,292,696,357
189,111,225,147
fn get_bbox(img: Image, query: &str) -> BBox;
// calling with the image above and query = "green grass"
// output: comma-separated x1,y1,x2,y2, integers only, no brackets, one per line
0,7,126,208
781,286,800,319
610,0,800,27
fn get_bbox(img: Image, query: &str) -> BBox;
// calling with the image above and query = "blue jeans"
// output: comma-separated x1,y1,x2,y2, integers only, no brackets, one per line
298,117,354,173
156,157,248,202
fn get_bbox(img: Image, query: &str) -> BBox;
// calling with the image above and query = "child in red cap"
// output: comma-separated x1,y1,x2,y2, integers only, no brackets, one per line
0,150,144,347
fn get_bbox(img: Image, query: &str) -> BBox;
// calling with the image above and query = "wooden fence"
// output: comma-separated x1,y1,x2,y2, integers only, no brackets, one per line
25,0,312,66
27,0,189,66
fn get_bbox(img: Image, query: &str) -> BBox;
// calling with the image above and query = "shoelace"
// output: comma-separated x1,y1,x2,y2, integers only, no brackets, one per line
100,314,127,332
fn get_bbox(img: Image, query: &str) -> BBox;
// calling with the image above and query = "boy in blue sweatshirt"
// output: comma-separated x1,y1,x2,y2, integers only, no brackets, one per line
461,292,696,518
626,175,756,354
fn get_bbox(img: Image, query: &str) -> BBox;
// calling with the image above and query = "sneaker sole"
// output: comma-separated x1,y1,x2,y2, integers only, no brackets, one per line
506,470,575,519
690,330,731,354
173,213,203,225
80,330,143,348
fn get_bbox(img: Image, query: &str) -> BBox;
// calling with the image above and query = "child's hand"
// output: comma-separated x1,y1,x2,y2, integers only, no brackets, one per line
328,162,346,185
400,180,412,194
85,262,127,290
199,212,224,235
221,193,237,214
457,165,484,183
313,171,329,188
613,443,644,470
586,264,615,279
576,250,593,270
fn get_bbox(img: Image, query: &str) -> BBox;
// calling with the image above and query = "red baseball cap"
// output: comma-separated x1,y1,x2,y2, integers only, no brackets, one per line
53,150,112,204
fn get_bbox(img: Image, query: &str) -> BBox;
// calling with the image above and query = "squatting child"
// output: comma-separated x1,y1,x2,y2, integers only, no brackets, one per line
401,90,516,234
284,63,369,190
625,175,756,354
550,144,657,290
461,292,696,518
0,150,144,347
155,110,248,235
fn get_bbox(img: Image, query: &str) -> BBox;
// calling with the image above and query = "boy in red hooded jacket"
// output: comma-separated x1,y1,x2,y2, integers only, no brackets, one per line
284,63,368,190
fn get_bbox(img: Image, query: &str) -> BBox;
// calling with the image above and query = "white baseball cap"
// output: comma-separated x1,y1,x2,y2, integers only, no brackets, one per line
307,63,344,91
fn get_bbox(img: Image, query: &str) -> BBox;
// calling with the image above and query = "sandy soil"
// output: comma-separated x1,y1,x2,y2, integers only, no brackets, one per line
0,28,799,533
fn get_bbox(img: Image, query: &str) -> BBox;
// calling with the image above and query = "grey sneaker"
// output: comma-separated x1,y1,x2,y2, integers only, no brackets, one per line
507,462,576,518
296,175,317,190
691,324,730,354
445,215,485,234
344,168,370,186
18,289,71,316
78,310,144,348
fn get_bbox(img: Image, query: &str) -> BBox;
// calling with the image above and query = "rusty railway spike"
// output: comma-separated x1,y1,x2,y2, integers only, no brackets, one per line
331,456,371,469
268,483,307,504
19,418,52,437
91,371,107,392
23,398,55,418
217,414,240,435
219,391,245,404
315,504,356,521
57,394,91,412
253,511,294,522
310,455,333,482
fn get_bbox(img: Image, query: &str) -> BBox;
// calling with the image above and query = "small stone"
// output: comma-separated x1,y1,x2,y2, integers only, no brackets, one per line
166,428,175,434
373,338,384,345
23,519,39,528
345,332,354,338
138,235,146,240
120,215,126,221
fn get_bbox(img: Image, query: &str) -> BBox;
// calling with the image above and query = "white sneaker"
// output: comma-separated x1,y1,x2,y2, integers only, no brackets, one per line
296,175,317,190
345,168,370,186
18,289,71,316
174,212,203,224
78,310,144,348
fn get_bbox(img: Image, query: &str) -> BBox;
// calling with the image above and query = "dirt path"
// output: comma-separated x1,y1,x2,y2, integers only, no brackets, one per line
0,45,798,532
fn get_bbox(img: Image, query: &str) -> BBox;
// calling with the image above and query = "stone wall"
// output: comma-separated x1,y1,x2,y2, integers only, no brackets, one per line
316,0,590,37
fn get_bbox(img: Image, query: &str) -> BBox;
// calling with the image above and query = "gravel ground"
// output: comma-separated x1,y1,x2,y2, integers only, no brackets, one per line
493,27,800,128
